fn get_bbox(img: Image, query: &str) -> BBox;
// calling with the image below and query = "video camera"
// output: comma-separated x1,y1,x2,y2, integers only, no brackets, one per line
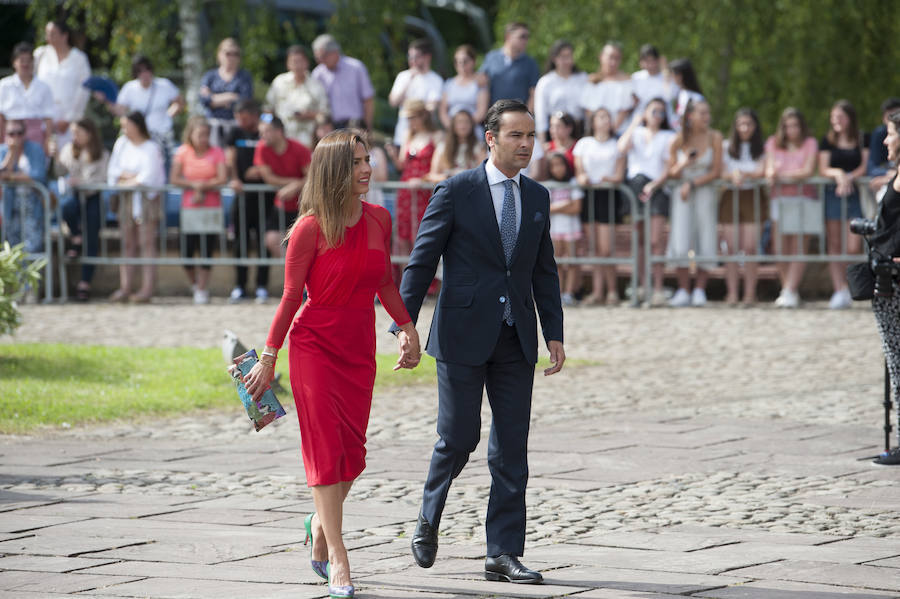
850,217,900,298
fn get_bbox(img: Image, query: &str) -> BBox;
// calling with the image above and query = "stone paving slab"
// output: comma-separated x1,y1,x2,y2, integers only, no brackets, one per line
3,302,900,597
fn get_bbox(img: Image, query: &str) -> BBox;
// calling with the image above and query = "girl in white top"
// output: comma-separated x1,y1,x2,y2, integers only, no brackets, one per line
666,99,723,307
439,45,488,131
574,108,627,304
618,98,676,304
668,59,704,131
106,111,166,304
580,42,637,136
534,40,588,143
545,152,584,306
720,108,767,305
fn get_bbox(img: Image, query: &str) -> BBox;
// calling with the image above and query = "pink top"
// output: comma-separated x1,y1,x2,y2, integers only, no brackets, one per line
764,136,818,199
265,202,412,348
174,145,225,207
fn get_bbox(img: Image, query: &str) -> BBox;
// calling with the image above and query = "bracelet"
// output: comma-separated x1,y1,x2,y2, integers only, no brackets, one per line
259,358,276,367
261,350,277,360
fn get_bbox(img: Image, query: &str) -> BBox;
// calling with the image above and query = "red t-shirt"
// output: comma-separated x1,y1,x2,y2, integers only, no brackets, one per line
547,140,576,171
253,138,312,211
173,145,226,207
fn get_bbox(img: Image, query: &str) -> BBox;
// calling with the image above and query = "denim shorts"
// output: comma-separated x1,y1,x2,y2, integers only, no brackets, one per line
824,185,862,221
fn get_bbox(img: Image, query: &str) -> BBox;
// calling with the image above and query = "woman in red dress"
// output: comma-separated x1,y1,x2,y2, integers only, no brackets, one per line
241,129,421,598
388,99,439,271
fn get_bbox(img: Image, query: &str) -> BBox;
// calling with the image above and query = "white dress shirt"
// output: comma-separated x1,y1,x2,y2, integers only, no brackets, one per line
485,158,522,234
34,45,91,122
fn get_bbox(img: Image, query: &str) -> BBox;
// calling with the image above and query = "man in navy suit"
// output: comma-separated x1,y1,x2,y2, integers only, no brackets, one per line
392,99,565,584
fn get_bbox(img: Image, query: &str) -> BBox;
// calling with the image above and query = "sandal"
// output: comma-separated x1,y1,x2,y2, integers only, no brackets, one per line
75,283,90,302
109,289,129,303
129,293,152,304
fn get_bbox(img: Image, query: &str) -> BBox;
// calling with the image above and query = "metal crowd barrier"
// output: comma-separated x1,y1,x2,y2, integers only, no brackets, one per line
642,175,871,304
50,176,875,305
0,180,57,302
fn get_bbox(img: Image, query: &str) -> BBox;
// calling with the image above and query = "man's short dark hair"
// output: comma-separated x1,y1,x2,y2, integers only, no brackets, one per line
264,115,285,131
484,99,533,134
639,44,659,60
881,97,900,115
234,98,261,115
504,22,529,36
11,42,33,63
131,54,154,78
409,38,433,56
286,44,309,59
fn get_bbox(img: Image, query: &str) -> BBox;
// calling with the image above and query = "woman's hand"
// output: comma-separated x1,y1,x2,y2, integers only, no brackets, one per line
731,170,745,187
239,360,275,401
835,172,853,197
679,181,692,202
394,326,421,370
640,181,657,202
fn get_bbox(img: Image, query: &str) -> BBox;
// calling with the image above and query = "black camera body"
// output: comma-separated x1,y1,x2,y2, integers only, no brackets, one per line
850,218,900,297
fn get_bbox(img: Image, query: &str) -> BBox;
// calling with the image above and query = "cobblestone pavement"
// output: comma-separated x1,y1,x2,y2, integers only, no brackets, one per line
1,300,899,598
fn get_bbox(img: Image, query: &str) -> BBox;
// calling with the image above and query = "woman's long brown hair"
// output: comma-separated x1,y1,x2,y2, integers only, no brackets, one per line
286,128,368,248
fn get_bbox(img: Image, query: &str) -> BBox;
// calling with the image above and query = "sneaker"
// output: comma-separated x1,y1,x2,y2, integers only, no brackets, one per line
669,288,691,307
229,287,245,304
690,287,707,307
193,288,210,304
828,288,851,310
561,293,577,306
650,289,668,307
254,287,269,305
774,289,799,308
873,447,900,465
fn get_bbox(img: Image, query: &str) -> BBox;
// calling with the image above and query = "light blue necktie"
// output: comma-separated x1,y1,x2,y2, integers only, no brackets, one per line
501,179,517,325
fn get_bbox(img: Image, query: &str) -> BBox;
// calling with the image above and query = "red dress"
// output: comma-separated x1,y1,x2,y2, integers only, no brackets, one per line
265,202,411,486
395,140,435,241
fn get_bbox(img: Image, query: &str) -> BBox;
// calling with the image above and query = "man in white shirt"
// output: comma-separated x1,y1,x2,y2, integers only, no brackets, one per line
0,43,55,150
388,38,443,146
34,20,91,148
631,44,676,123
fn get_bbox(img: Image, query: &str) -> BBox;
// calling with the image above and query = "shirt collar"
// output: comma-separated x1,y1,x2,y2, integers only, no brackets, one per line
485,157,521,188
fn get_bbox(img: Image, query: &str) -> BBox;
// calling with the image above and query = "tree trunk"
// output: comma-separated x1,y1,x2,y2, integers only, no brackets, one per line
178,0,204,116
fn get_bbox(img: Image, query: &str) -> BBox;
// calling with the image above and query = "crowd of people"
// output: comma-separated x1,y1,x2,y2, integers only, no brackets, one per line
0,19,894,308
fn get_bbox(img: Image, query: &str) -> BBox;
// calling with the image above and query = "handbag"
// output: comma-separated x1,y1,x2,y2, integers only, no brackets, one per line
180,206,225,234
847,261,875,300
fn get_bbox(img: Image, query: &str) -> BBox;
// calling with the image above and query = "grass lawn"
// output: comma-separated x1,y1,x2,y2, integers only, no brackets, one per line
0,343,584,434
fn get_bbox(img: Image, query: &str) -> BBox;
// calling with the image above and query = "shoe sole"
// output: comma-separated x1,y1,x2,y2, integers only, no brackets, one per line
411,543,436,568
484,570,543,584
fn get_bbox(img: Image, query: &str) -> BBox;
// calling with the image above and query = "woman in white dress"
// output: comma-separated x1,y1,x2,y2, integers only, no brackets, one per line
438,45,488,131
534,40,587,143
580,42,637,136
666,99,723,307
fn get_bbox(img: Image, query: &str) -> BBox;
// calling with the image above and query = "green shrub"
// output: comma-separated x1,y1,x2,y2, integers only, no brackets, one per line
0,242,46,337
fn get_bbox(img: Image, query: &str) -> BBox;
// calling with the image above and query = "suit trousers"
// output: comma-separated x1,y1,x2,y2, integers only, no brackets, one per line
421,322,534,557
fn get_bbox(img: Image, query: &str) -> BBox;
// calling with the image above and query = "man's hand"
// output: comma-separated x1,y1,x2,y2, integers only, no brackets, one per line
394,327,422,371
544,340,565,376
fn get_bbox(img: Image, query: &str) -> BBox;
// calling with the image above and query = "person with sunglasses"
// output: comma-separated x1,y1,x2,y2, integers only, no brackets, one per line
0,119,49,254
198,38,253,148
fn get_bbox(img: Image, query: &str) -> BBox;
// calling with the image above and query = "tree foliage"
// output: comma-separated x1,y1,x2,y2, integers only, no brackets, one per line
497,0,900,135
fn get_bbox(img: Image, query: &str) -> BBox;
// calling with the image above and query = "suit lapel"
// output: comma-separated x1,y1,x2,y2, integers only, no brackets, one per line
471,163,506,263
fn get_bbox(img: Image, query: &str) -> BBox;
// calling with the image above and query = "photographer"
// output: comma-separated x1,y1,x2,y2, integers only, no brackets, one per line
862,110,900,465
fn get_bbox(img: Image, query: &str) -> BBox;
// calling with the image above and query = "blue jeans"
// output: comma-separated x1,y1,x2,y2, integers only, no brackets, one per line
1,185,45,253
824,184,862,221
61,191,101,284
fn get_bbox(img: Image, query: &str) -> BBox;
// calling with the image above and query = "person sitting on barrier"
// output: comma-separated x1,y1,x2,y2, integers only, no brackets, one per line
106,111,165,303
253,114,312,284
819,99,868,310
56,118,108,301
0,119,48,255
171,115,227,305
226,99,270,304
618,97,676,306
766,108,820,308
426,109,485,183
574,107,626,305
720,108,767,306
547,152,584,306
867,97,900,201
666,99,722,307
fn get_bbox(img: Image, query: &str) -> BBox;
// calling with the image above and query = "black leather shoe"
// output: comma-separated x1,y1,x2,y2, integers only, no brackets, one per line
874,447,900,465
411,513,438,568
484,554,543,584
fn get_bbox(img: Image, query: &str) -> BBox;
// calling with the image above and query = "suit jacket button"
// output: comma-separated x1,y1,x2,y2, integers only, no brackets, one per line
499,296,506,303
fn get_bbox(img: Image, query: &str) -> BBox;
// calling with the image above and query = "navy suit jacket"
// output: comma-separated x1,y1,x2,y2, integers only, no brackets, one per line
392,161,563,366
